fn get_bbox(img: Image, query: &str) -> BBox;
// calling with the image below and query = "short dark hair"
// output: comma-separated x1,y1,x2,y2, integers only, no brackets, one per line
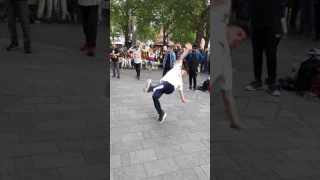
182,68,188,74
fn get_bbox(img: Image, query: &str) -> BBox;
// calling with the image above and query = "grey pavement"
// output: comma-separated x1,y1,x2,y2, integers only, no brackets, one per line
209,35,320,180
0,20,109,180
110,70,210,179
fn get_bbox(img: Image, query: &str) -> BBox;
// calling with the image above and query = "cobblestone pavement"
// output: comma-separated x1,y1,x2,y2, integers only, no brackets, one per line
0,21,109,180
209,36,320,180
110,69,210,180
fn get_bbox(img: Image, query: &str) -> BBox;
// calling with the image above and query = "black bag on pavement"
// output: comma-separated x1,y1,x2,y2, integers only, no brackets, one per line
294,50,320,92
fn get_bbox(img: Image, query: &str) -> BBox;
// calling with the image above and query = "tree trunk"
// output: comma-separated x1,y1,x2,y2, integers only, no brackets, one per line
204,23,210,48
195,23,205,48
162,26,167,46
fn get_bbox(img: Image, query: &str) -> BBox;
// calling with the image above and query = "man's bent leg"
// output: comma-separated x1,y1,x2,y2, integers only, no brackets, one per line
152,87,164,115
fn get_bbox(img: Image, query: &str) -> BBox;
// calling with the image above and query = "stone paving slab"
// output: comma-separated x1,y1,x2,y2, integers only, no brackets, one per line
110,69,210,180
0,18,109,179
208,36,320,180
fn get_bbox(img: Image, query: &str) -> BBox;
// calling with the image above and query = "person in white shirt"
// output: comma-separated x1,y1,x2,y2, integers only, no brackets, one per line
128,45,145,79
142,43,192,123
211,0,247,130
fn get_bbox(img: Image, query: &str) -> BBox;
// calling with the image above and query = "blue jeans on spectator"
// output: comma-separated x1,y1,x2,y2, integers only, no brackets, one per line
149,61,154,69
300,0,315,33
203,59,208,73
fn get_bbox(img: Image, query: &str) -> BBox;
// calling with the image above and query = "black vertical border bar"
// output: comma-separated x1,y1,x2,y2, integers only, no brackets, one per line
104,0,111,174
209,1,214,179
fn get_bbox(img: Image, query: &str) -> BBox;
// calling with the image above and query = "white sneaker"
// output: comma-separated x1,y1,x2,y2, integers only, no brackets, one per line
143,79,152,93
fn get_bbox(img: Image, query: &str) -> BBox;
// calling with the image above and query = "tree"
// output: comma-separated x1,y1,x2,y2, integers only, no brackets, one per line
136,22,157,42
141,0,181,45
175,0,210,47
110,0,140,46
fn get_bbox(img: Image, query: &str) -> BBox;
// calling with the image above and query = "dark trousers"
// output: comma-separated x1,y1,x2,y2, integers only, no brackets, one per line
5,0,31,46
189,70,197,88
201,59,208,72
162,67,171,77
135,63,141,76
208,62,210,74
251,27,281,84
300,0,315,33
67,0,78,14
315,3,320,36
80,5,98,47
290,0,300,28
152,81,175,114
112,60,120,77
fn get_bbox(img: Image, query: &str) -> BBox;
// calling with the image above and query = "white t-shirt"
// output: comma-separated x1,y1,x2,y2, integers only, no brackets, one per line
160,62,183,91
132,49,142,63
210,2,233,90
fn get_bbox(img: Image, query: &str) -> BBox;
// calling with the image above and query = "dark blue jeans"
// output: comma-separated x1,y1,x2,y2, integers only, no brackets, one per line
300,0,315,33
152,81,175,115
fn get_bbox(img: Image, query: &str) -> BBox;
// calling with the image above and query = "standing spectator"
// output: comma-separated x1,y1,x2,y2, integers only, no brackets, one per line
207,50,210,74
128,45,144,79
79,0,102,56
67,0,78,23
203,48,210,73
245,0,283,96
299,0,315,36
58,0,68,23
174,44,183,60
110,44,120,78
35,0,53,23
98,1,104,24
185,45,204,91
148,51,155,70
5,0,32,53
313,0,320,41
162,46,177,77
289,0,301,30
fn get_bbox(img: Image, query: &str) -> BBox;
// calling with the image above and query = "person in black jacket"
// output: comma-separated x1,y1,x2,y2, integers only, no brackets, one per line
5,0,32,53
245,0,283,96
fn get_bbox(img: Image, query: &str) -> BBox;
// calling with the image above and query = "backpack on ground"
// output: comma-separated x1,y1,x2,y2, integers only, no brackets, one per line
202,78,210,92
294,48,320,94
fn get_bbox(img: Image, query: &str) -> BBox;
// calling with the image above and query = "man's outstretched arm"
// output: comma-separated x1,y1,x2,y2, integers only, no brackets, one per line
176,43,192,64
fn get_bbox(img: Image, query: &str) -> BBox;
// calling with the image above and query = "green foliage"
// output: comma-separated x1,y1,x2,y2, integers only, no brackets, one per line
110,0,209,45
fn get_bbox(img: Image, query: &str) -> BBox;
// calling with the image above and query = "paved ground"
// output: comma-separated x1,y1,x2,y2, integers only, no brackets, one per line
110,69,210,180
0,21,110,180
209,35,320,180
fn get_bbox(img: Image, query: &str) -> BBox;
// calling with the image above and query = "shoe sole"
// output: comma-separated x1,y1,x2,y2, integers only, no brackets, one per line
143,79,152,93
269,89,281,96
245,86,262,91
159,113,167,123
7,47,19,51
